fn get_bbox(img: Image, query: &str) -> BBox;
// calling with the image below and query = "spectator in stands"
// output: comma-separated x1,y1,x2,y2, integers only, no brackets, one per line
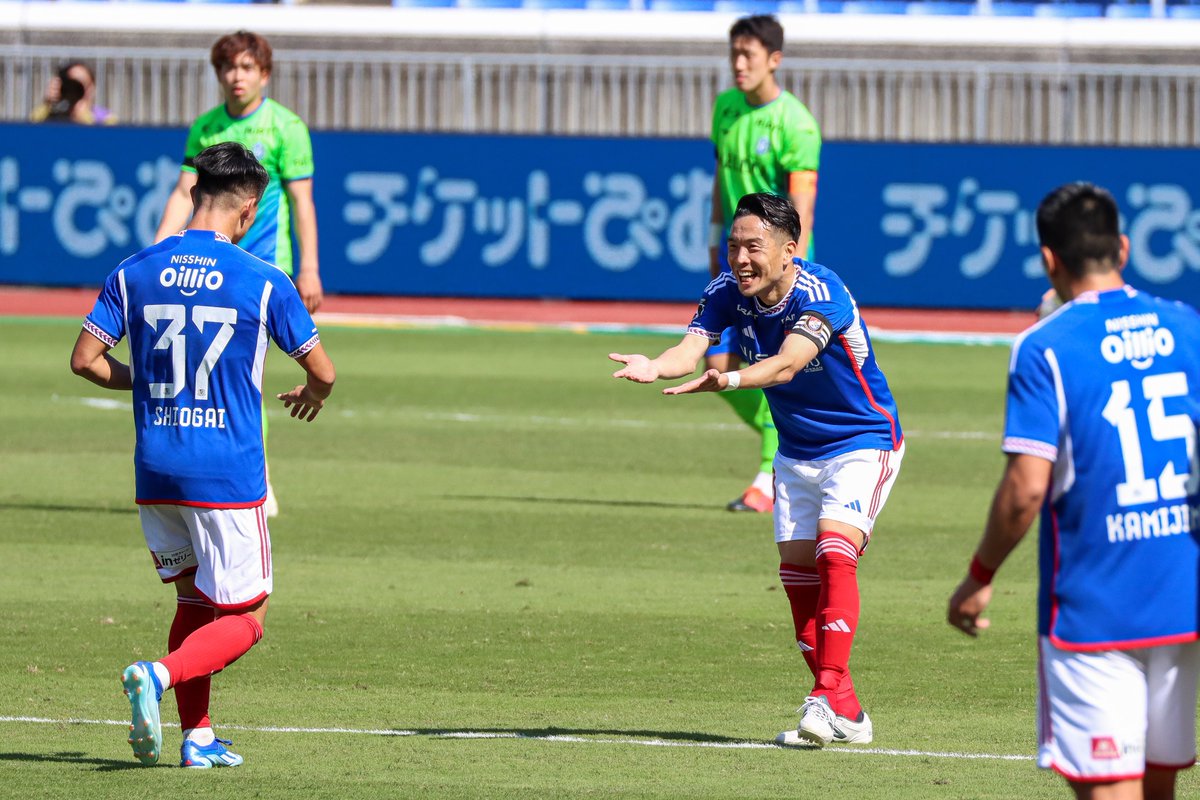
31,62,116,125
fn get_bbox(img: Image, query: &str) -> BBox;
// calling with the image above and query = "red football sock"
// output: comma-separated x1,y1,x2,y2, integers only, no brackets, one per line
814,532,861,719
168,597,216,730
160,613,263,687
778,562,820,678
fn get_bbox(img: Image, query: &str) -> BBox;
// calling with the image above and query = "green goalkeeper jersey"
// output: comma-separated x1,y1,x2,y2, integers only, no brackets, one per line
180,98,314,275
711,88,821,230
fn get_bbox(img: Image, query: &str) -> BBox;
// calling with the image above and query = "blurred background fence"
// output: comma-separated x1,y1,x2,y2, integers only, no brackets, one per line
5,45,1200,145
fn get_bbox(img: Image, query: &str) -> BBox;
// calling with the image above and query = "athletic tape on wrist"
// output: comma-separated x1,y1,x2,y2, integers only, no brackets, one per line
721,370,741,391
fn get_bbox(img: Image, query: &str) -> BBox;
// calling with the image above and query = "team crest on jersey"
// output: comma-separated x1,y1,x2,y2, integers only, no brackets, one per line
252,142,266,161
755,136,770,155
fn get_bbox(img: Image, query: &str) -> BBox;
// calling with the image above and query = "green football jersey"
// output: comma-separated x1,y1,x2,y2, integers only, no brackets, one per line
181,98,314,274
711,89,821,230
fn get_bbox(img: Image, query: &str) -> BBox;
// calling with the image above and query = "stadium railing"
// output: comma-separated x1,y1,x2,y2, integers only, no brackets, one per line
5,44,1200,147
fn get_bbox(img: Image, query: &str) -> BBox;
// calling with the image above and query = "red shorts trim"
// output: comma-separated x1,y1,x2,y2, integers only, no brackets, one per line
194,586,269,611
160,566,198,584
1051,763,1143,783
137,497,268,510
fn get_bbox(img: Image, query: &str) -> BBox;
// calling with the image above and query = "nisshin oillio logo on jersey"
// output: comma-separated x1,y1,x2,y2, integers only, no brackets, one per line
161,256,224,297
1099,324,1174,370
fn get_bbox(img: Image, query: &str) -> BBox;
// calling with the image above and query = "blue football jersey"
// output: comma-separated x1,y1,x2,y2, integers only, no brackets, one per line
84,230,320,507
688,259,902,460
1004,286,1200,650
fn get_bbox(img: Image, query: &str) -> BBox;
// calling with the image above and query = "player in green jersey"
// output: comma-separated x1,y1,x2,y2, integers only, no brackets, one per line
155,31,323,314
155,31,324,518
708,15,821,514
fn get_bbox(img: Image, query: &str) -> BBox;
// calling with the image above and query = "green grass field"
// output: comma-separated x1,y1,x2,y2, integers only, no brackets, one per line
2,316,1194,799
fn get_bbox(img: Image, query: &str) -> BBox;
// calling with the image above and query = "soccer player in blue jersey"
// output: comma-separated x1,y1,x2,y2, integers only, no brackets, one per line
948,182,1200,800
70,142,336,769
155,30,323,518
611,192,904,746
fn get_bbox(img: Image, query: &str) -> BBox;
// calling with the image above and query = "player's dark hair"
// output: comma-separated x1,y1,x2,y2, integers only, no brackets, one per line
211,30,273,75
729,15,784,54
733,192,801,243
1036,182,1122,277
193,142,269,208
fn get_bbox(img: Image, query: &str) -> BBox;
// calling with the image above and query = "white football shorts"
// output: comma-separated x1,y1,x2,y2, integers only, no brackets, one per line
773,441,904,546
1038,636,1200,781
139,504,273,610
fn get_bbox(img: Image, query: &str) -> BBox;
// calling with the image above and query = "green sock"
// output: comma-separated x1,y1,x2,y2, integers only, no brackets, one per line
755,394,779,474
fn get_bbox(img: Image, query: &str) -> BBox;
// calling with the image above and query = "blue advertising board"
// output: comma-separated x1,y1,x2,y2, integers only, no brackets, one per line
1,123,1197,309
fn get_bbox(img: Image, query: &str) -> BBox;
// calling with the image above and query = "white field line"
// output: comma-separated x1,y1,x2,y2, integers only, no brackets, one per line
51,394,997,441
313,311,1017,347
0,715,1033,761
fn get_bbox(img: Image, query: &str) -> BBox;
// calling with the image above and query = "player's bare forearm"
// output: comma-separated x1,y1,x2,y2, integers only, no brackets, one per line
710,170,723,279
287,179,324,312
610,334,708,383
787,179,816,257
948,454,1051,636
69,331,132,390
155,173,197,242
663,336,818,395
976,455,1049,565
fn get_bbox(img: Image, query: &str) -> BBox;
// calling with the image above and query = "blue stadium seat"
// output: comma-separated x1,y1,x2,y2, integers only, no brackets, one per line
585,0,633,7
987,1,1038,14
647,0,717,9
1105,2,1152,15
457,0,524,7
1167,3,1200,16
778,0,847,12
393,0,456,7
905,1,976,14
1032,2,1104,15
715,0,782,12
523,0,590,7
840,0,909,12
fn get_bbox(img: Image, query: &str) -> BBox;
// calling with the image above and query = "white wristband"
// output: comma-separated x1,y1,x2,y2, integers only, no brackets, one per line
721,370,741,391
708,222,724,248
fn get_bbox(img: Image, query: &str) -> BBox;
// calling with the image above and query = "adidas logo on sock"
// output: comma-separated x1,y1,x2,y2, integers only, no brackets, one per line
821,618,852,633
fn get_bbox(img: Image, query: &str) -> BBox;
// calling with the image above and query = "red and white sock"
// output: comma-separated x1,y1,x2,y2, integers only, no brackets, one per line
159,613,263,687
814,532,862,719
166,597,216,730
779,562,820,677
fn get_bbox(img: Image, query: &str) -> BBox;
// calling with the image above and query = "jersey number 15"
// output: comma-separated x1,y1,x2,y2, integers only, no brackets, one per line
1102,372,1199,508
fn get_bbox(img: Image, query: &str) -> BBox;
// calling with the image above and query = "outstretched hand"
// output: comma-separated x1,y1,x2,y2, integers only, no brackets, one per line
276,385,325,422
609,353,659,383
663,368,725,396
947,577,993,638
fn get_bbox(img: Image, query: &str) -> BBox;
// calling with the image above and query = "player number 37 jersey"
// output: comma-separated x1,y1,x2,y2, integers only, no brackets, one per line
84,230,320,507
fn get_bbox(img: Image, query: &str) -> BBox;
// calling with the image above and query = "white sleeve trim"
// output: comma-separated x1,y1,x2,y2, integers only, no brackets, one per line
686,326,722,343
82,319,119,348
288,333,321,359
1002,437,1058,462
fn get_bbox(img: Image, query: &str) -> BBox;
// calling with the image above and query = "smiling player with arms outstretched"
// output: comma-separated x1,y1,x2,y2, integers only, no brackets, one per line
611,192,903,746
